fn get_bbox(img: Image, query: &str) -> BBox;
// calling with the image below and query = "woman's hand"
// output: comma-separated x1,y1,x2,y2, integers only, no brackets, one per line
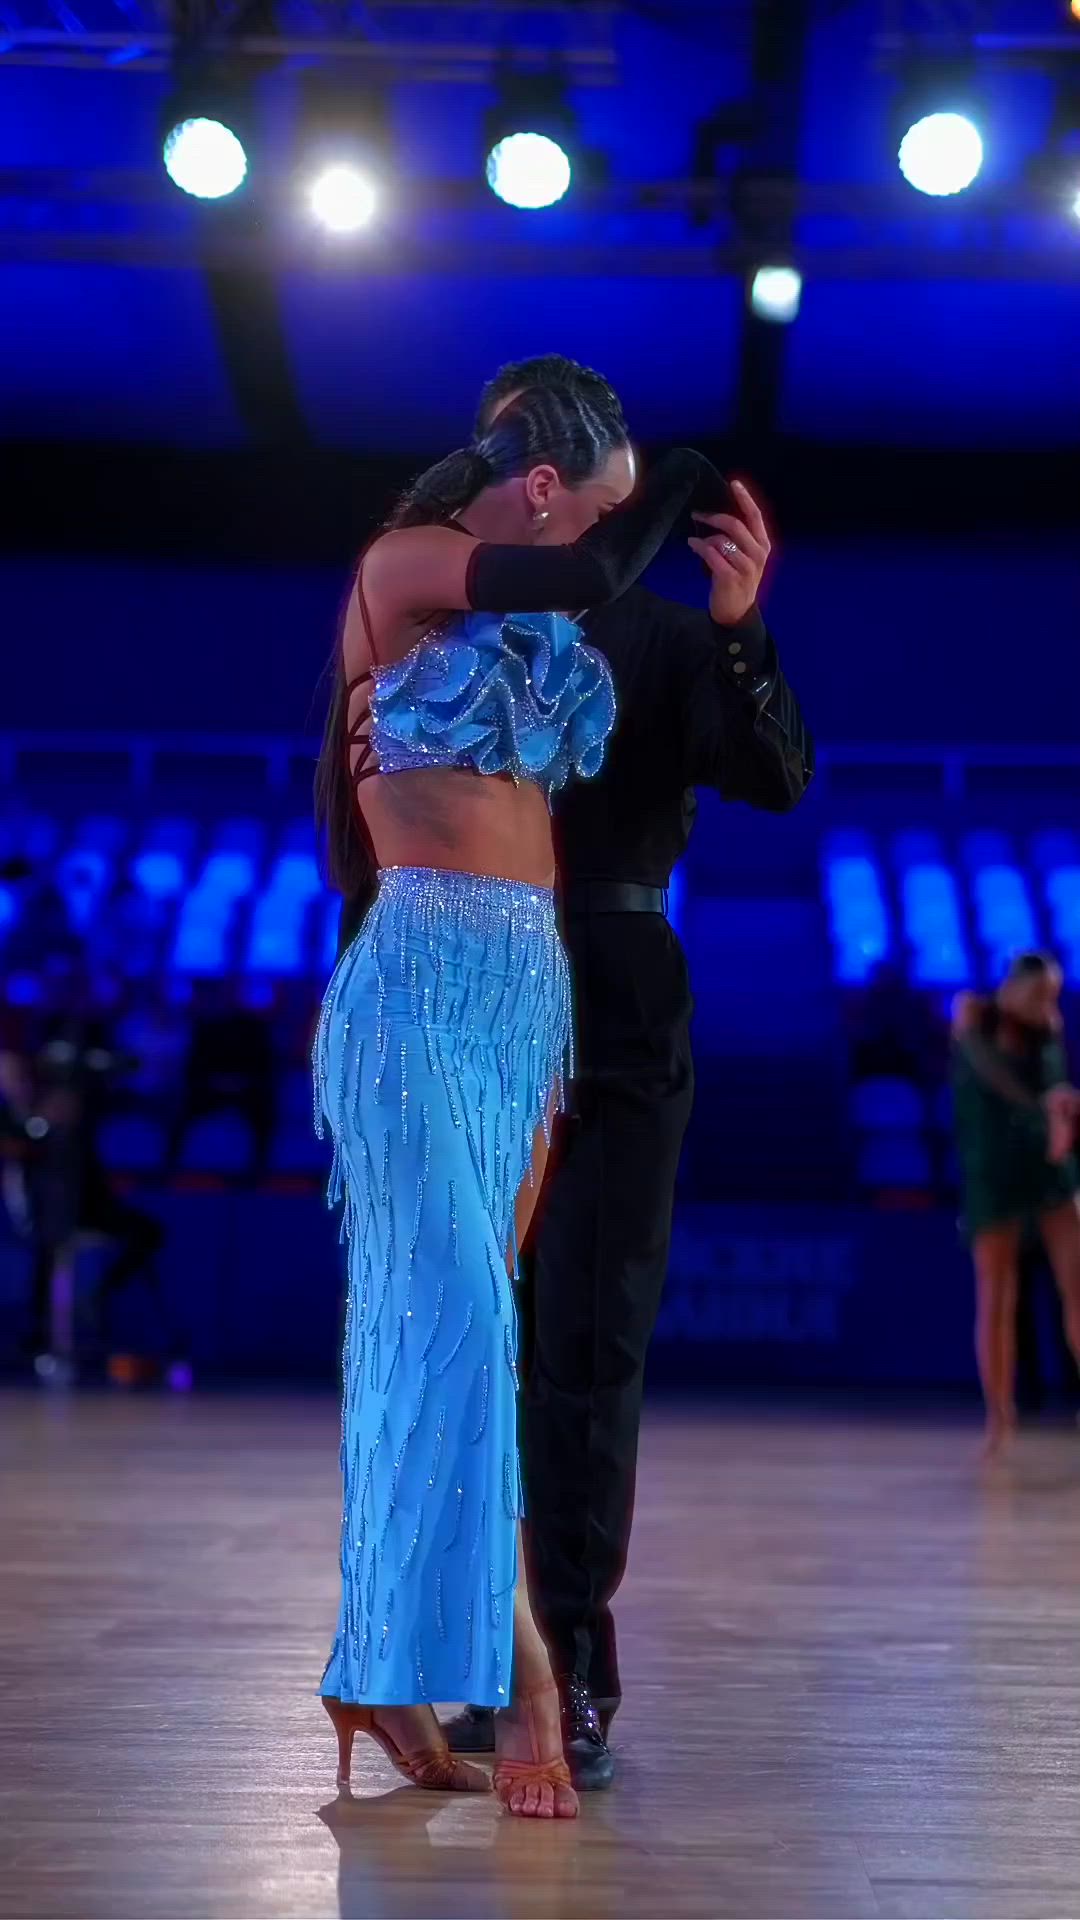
687,481,772,628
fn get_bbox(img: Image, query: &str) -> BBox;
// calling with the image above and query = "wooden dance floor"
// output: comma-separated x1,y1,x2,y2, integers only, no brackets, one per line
3,1395,1080,1919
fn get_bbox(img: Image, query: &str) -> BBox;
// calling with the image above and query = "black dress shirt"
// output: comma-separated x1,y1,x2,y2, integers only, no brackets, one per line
552,588,813,1077
560,587,813,890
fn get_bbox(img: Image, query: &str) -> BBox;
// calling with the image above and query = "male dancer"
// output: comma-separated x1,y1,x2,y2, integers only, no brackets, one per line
340,357,813,1787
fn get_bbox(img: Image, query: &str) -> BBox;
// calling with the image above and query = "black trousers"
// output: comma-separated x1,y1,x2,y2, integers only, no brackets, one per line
520,910,694,1707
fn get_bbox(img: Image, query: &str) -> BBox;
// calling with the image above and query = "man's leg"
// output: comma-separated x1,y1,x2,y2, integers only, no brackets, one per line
522,1035,693,1718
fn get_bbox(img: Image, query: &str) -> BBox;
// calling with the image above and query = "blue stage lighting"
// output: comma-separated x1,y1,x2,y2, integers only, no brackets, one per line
750,265,802,324
898,112,983,196
486,132,571,210
297,79,389,236
163,116,248,200
484,66,577,209
308,162,378,234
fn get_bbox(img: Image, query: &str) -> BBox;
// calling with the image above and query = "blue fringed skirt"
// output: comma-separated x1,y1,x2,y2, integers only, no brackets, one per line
314,865,571,1706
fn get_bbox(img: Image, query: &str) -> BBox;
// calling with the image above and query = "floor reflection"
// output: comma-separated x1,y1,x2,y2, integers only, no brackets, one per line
318,1783,637,1920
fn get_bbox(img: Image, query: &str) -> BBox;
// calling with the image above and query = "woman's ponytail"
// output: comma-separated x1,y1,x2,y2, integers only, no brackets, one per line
386,446,490,530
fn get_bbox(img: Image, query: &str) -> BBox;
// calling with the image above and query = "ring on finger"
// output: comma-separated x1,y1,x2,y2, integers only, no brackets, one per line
719,538,740,558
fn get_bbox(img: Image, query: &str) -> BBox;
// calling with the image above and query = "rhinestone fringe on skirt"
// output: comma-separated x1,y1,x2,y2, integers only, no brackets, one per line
314,865,571,1705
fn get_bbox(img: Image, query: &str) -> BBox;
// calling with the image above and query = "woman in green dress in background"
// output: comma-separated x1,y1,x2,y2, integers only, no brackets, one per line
952,953,1080,1456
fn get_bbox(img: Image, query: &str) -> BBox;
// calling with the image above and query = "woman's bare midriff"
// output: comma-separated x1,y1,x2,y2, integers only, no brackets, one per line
358,765,556,890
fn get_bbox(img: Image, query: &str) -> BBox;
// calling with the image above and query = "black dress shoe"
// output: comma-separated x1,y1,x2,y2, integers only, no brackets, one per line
592,1695,620,1742
442,1704,496,1754
560,1675,615,1791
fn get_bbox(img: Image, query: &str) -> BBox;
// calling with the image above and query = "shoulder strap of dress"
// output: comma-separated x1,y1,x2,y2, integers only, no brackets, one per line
354,558,378,668
350,524,469,684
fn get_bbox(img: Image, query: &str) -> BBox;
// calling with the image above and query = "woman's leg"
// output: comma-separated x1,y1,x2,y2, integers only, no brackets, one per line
513,1109,553,1260
495,1526,577,1818
972,1223,1021,1455
1037,1198,1080,1378
495,1117,578,1818
317,951,516,1780
319,873,575,1808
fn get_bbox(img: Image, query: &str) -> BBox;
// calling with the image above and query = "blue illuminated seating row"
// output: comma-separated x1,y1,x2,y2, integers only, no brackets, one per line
824,827,1080,986
0,810,341,980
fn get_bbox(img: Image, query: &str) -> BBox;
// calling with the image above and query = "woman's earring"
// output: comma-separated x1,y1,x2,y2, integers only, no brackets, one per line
532,509,550,530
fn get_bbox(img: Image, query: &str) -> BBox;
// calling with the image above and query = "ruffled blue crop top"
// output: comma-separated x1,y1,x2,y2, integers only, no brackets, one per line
344,449,732,801
348,603,615,800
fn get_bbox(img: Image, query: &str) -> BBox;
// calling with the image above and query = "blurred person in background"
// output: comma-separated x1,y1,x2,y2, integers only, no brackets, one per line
170,977,276,1177
952,953,1080,1458
0,960,174,1378
112,982,189,1120
91,872,170,984
851,960,948,1090
1,855,82,975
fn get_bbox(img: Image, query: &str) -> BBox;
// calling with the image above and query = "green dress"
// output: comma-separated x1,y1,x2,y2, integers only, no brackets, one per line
952,1025,1080,1240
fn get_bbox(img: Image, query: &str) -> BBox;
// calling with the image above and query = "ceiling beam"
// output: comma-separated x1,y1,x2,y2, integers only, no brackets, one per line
733,0,812,446
202,245,309,446
170,0,309,447
3,232,1079,279
0,168,1067,222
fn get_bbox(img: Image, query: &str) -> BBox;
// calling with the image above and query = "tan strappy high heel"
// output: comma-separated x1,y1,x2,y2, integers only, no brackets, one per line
493,1679,579,1820
323,1697,491,1793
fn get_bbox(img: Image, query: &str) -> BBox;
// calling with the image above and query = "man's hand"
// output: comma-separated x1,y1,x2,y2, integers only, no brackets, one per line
687,480,771,628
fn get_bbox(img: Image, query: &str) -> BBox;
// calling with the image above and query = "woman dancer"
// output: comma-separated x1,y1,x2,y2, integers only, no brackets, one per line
953,952,1080,1456
313,387,724,1818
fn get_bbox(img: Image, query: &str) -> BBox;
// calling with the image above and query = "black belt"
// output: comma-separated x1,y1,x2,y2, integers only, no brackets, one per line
561,880,668,917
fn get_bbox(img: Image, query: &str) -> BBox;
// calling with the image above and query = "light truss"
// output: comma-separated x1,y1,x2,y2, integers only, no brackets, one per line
875,0,1080,57
0,0,619,80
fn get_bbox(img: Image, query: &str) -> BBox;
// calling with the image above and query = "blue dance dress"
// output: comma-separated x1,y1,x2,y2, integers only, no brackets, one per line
315,608,615,1706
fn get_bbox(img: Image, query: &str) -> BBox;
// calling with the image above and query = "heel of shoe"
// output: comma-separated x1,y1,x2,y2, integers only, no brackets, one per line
322,1696,372,1787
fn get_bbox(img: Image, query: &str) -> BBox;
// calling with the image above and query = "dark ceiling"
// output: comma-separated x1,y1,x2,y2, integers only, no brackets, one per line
3,0,1078,558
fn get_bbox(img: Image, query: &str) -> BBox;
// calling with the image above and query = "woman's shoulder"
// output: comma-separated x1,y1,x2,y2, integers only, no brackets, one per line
951,992,991,1037
348,526,478,667
363,522,475,578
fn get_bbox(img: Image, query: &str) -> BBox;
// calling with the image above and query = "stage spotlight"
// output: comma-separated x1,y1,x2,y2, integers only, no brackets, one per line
485,67,576,209
298,80,387,237
486,132,571,210
750,264,802,324
309,163,378,234
163,114,247,199
1071,0,1080,21
898,111,983,196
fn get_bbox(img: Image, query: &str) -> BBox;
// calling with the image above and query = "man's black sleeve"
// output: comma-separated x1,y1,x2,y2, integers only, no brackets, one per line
664,601,814,811
465,448,728,614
